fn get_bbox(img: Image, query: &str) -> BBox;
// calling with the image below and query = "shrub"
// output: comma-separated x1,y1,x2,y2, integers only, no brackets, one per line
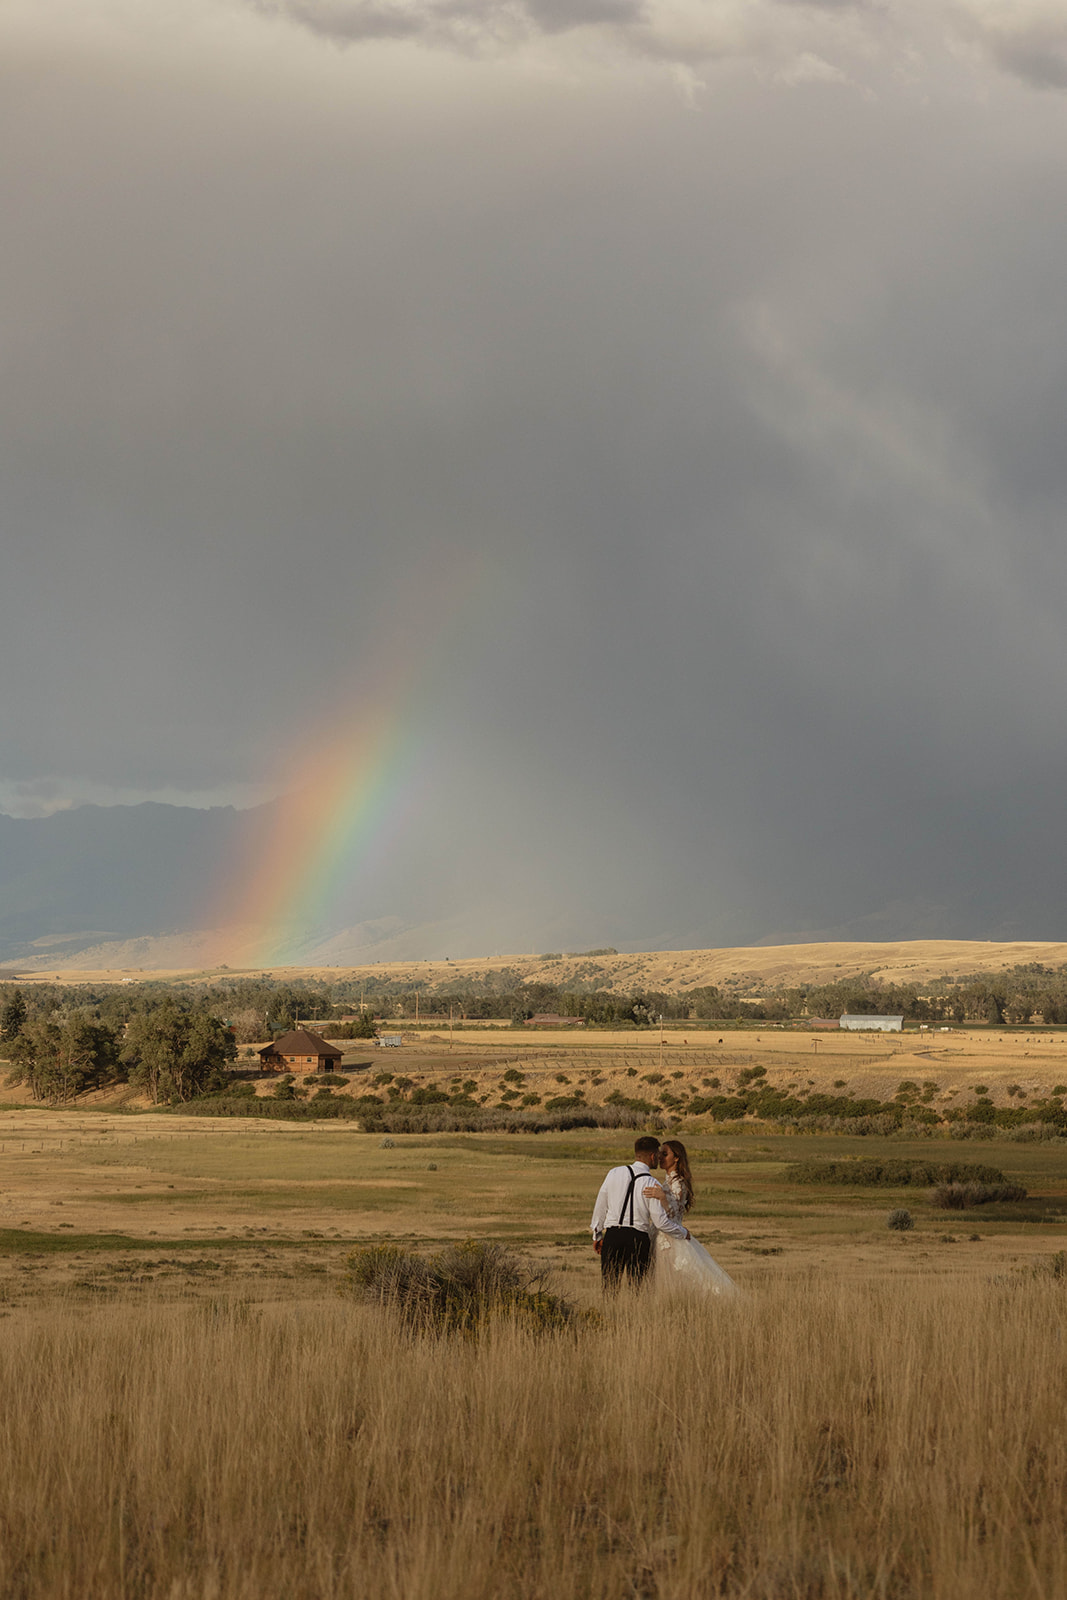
887,1210,914,1231
180,1096,362,1120
356,1104,642,1134
1029,1251,1067,1280
408,1088,450,1106
787,1159,1008,1187
930,1182,1027,1210
343,1241,588,1335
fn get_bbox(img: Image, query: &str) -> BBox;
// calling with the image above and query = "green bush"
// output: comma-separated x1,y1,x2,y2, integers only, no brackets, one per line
354,1104,641,1134
887,1209,914,1231
327,1016,379,1039
930,1182,1027,1209
180,1096,362,1120
343,1241,590,1335
787,1159,1008,1187
408,1087,450,1105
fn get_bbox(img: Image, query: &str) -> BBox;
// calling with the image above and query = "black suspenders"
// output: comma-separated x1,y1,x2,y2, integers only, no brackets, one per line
615,1165,646,1229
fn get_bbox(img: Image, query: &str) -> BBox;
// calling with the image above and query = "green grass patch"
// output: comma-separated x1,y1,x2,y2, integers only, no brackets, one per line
105,1185,417,1212
0,1229,296,1255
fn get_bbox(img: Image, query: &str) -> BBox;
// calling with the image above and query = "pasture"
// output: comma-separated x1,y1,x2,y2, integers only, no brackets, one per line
1,1094,1066,1597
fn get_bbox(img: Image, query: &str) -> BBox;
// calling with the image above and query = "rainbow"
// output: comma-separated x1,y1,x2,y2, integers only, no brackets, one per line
216,560,490,966
221,704,429,967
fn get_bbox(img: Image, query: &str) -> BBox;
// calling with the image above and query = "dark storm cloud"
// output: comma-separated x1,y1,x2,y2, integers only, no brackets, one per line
984,33,1067,91
253,0,644,49
251,0,1067,91
4,3,1067,948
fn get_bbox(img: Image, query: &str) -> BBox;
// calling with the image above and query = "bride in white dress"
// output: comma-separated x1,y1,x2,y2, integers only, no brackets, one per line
643,1140,737,1297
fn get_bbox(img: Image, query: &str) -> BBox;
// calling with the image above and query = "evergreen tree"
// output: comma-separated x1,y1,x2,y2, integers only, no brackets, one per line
0,988,27,1041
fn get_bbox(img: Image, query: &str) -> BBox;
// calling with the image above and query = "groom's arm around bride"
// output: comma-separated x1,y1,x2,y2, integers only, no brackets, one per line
590,1135,689,1292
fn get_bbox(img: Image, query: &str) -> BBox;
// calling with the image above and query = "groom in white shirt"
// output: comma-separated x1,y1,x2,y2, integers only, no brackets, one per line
590,1135,690,1291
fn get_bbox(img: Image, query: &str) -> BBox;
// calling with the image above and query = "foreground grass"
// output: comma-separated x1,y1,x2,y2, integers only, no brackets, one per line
0,1274,1064,1598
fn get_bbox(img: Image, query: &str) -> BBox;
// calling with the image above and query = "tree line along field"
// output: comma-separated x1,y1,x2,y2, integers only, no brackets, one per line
5,976,1067,1126
9,966,1067,1132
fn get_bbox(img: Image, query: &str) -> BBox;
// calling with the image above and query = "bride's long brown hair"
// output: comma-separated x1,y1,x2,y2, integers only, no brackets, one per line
663,1139,694,1211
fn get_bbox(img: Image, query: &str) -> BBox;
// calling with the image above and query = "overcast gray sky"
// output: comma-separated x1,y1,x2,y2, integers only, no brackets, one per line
4,0,1067,950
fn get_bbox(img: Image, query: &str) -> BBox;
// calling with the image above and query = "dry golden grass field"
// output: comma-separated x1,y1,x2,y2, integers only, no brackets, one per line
7,943,1067,1595
1,1085,1067,1598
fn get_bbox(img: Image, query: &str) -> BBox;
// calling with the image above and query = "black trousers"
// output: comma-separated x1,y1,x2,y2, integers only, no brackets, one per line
600,1227,652,1290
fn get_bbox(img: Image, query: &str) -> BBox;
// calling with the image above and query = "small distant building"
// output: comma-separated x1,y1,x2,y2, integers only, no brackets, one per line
259,1029,344,1072
377,1034,403,1048
524,1013,585,1028
805,1018,842,1030
839,1014,904,1033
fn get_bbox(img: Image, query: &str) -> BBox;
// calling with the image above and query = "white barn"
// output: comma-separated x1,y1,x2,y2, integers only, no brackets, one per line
839,1014,904,1032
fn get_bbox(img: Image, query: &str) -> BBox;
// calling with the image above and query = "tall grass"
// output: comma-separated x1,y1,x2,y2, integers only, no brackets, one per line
0,1274,1064,1598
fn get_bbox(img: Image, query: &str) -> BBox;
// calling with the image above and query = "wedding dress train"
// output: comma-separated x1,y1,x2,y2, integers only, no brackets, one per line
655,1173,738,1296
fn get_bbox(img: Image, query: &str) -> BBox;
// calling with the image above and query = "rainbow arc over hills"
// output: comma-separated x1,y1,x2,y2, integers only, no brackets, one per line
215,562,489,966
221,713,424,967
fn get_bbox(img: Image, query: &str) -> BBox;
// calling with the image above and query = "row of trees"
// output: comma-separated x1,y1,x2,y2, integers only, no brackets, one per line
362,965,1067,1027
5,958,1067,1076
1,991,235,1105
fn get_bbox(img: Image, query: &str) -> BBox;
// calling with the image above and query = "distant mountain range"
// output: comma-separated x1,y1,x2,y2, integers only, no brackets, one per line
1,799,1066,973
0,803,255,968
0,801,623,971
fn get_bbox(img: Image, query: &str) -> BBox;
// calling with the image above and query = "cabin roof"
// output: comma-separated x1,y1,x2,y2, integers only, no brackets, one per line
260,1029,343,1058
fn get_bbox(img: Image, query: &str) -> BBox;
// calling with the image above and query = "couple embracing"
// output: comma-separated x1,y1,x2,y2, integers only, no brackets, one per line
591,1135,736,1297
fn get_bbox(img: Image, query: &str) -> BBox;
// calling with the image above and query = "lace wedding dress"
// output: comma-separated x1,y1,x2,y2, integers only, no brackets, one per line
654,1173,738,1296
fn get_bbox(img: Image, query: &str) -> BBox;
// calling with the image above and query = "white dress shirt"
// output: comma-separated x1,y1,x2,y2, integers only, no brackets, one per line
590,1161,689,1241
